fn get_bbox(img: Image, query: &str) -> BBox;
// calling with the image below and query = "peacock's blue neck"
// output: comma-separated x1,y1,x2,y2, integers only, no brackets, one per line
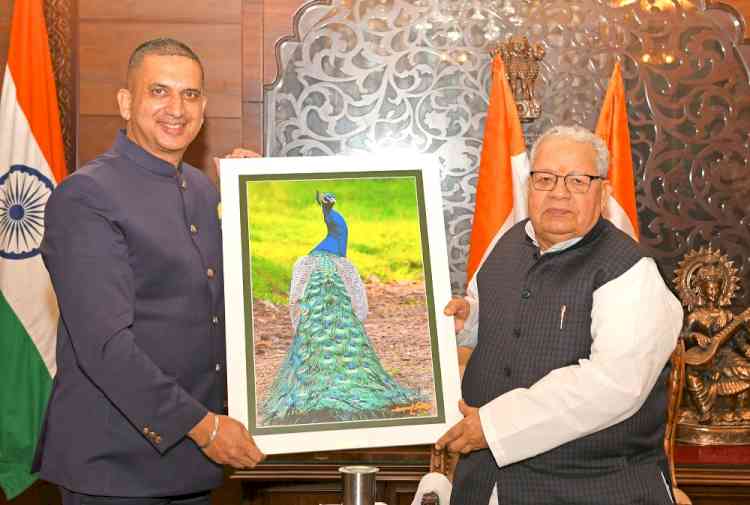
311,207,348,257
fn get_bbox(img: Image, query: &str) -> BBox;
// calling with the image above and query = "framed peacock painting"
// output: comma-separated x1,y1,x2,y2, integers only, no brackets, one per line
219,154,461,455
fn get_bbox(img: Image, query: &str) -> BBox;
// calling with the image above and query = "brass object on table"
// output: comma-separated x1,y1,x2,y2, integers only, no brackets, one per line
673,246,750,445
491,35,545,121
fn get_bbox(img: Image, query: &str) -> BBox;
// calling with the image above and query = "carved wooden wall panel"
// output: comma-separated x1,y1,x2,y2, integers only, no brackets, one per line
44,0,76,173
715,0,750,39
263,0,750,305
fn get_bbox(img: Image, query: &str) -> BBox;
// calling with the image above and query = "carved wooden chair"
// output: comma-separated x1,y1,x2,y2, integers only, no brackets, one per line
428,341,693,504
666,339,693,505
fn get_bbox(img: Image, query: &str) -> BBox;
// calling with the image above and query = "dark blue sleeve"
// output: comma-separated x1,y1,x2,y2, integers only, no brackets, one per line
41,175,207,454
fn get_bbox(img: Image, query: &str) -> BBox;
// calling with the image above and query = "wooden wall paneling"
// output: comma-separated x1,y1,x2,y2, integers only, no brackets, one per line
256,0,310,154
240,481,420,505
243,0,263,103
76,115,124,164
244,483,341,505
680,486,750,505
717,0,750,39
77,115,242,177
242,102,263,154
77,1,243,175
184,117,243,180
386,482,420,505
78,0,242,24
78,22,241,118
210,469,244,505
263,0,309,85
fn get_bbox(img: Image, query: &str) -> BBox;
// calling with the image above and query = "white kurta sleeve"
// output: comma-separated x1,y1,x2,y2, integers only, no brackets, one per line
478,257,684,467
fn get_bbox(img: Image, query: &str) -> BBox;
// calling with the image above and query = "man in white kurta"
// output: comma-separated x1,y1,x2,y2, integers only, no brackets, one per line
437,126,683,505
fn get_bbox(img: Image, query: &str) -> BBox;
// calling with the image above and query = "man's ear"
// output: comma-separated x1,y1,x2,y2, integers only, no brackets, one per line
116,88,132,121
198,95,208,128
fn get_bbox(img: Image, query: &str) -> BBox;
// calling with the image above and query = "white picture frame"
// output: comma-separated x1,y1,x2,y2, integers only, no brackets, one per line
220,154,461,455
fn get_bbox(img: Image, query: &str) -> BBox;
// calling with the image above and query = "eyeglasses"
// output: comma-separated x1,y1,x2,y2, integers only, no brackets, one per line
529,171,604,194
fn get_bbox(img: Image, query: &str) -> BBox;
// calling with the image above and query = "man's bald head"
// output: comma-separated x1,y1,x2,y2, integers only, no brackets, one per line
126,38,204,89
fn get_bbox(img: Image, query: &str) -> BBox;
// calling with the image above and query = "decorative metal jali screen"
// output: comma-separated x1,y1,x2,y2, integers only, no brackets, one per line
264,0,750,304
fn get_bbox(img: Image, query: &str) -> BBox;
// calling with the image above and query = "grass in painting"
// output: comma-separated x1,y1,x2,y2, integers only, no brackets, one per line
246,177,424,304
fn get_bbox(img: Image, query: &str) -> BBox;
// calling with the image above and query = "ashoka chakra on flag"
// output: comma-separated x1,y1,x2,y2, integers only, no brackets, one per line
0,164,54,260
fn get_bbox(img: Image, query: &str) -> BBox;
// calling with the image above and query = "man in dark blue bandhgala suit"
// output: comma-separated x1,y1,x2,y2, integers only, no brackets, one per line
33,38,264,505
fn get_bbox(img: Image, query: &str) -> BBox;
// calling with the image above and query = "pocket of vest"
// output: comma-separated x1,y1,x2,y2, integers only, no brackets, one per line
549,303,593,362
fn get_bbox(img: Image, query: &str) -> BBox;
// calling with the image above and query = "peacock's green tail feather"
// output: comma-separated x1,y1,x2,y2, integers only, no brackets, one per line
261,253,422,425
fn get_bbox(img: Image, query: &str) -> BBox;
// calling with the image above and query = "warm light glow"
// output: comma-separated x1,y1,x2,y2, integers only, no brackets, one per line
639,52,678,65
414,19,433,31
446,27,462,42
484,21,501,41
470,0,485,21
471,10,485,21
614,0,695,10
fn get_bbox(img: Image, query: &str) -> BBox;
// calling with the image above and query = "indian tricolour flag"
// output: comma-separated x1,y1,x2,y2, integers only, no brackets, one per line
0,0,66,498
466,54,529,285
466,58,641,287
595,62,641,240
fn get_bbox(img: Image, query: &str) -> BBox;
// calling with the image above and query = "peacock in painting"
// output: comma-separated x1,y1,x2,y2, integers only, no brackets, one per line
260,192,423,425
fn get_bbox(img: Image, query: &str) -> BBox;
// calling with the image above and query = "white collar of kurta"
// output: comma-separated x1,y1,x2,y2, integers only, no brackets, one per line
524,220,583,255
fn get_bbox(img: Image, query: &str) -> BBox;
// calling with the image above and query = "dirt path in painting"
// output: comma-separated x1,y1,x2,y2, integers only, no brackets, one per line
250,280,435,419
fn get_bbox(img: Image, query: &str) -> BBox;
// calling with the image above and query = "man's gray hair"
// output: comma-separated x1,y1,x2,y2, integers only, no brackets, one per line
529,125,610,177
127,38,204,87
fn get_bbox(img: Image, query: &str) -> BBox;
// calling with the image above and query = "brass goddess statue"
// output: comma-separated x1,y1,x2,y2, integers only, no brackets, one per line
674,246,750,444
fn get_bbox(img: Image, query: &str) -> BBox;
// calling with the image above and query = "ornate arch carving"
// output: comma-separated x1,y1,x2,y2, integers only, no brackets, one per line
264,0,750,304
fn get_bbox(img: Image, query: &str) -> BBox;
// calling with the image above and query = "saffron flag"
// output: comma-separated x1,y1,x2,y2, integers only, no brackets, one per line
466,54,529,283
0,0,65,498
595,62,640,240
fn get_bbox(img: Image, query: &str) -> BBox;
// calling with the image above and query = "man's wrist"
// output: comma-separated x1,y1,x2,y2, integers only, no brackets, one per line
199,413,221,449
188,412,214,447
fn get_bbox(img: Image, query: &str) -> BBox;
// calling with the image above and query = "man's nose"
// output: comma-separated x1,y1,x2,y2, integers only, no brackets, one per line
165,94,185,116
549,176,571,197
